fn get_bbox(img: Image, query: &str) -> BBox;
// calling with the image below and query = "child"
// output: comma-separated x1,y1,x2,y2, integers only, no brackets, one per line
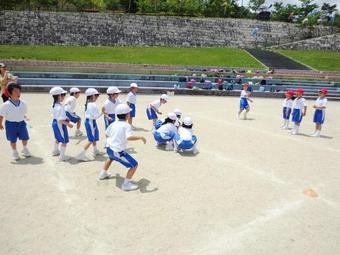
127,83,138,127
281,90,294,129
174,117,198,154
50,86,73,161
77,88,102,161
146,94,169,127
99,104,146,191
153,112,178,151
102,86,121,129
0,63,18,103
310,88,328,137
238,83,253,120
291,88,307,135
64,87,83,136
0,83,31,160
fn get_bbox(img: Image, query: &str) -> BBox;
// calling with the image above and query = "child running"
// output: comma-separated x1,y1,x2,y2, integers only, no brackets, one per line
64,87,83,137
77,88,102,161
291,88,307,135
126,83,138,127
50,87,73,161
102,86,121,129
146,94,169,127
0,83,31,160
238,83,253,120
310,88,328,137
174,117,198,154
281,90,294,129
153,112,178,151
99,104,146,191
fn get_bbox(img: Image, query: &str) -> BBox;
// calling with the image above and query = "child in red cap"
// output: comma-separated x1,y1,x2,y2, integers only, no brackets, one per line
310,88,328,137
281,90,294,129
291,88,307,135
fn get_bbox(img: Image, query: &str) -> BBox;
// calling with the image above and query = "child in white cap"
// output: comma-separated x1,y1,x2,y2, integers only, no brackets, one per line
153,112,178,151
155,108,182,129
127,83,138,127
64,87,83,136
77,88,102,161
174,117,198,154
50,86,73,161
146,94,169,127
102,86,121,129
0,83,31,160
99,104,146,191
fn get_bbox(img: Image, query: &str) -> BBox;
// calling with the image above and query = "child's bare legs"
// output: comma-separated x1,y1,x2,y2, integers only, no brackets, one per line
10,142,17,151
77,119,81,129
128,116,132,125
10,142,19,160
126,166,137,180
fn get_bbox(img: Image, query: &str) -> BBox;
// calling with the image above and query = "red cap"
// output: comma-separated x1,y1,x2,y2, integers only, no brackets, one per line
295,88,304,95
319,88,328,95
285,90,294,96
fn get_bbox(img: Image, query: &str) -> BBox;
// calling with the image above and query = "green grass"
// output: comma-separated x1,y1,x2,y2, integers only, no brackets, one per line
0,45,263,68
277,50,340,71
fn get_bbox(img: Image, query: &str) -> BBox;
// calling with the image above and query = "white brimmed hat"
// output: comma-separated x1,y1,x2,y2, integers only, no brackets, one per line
70,87,80,93
174,108,182,116
107,86,121,94
130,83,138,88
85,88,99,97
160,94,169,101
183,117,193,126
115,104,132,115
0,63,6,68
167,112,177,121
49,87,67,96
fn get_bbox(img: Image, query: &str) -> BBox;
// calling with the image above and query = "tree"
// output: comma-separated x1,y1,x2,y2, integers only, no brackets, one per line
248,0,265,14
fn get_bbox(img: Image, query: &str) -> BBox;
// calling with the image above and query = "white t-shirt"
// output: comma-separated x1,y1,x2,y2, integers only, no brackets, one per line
85,102,101,120
178,127,193,141
0,100,27,122
240,90,248,99
282,98,293,108
104,98,121,115
53,103,67,121
106,120,132,152
64,96,77,113
127,92,137,104
149,99,161,110
315,97,327,112
292,97,307,110
157,123,178,135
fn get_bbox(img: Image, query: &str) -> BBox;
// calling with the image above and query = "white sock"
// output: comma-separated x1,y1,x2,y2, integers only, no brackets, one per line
54,143,59,151
12,149,18,153
123,178,131,185
60,146,66,158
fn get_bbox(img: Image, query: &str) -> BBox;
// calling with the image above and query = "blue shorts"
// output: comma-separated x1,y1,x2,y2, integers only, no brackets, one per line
176,135,197,150
313,109,325,124
104,114,115,129
154,131,175,143
240,98,249,110
128,103,136,118
146,107,157,120
106,148,138,168
5,120,29,143
282,107,292,120
154,120,163,130
52,119,69,144
292,109,303,123
85,119,99,142
66,111,81,123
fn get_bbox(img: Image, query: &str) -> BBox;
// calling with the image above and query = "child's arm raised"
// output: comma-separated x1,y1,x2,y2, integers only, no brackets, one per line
0,115,4,130
303,105,307,116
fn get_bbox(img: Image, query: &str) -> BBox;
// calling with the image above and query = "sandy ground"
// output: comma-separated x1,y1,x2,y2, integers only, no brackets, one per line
0,93,339,255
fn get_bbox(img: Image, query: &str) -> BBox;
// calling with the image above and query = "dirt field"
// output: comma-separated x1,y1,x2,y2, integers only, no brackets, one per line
1,93,339,255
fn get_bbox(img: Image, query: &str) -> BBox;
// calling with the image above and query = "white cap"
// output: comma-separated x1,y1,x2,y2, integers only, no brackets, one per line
160,94,169,101
49,87,67,96
174,108,182,116
85,88,99,97
107,86,121,94
70,87,80,93
0,63,6,68
183,117,193,126
167,112,177,121
115,104,132,115
130,83,138,88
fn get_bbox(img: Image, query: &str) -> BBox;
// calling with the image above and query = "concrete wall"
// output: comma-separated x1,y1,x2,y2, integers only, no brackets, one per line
0,11,338,48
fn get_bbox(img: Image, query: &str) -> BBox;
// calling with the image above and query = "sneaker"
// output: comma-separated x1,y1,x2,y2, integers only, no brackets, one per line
310,131,320,137
165,143,174,151
98,170,112,180
75,129,83,137
12,151,20,160
52,149,60,156
93,149,102,157
193,147,199,155
76,151,90,162
22,148,31,157
121,181,139,191
59,155,71,161
291,129,298,135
